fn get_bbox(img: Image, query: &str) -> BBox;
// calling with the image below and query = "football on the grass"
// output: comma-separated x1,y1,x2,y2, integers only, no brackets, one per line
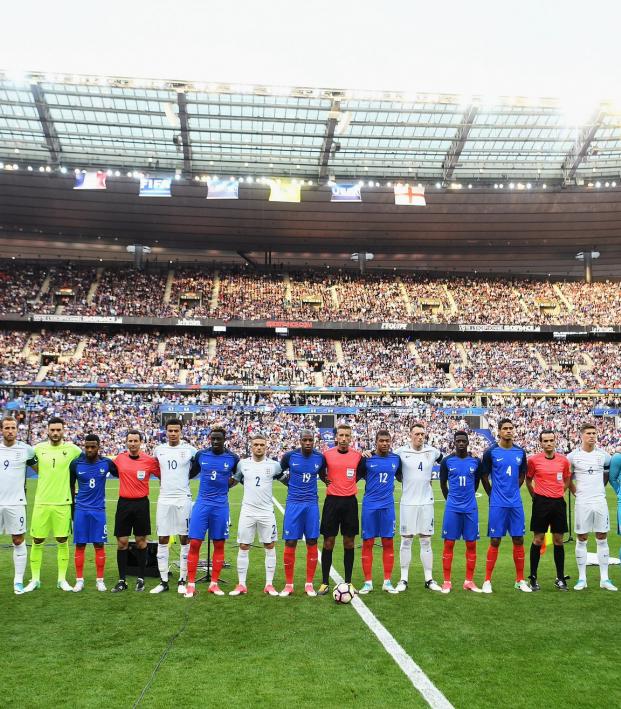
332,582,354,604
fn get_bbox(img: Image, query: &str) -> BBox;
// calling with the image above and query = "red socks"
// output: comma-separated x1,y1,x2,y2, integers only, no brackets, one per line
361,539,374,581
284,546,296,585
95,546,106,578
187,539,202,584
306,544,318,584
212,540,225,582
75,546,85,578
485,545,499,582
513,544,525,582
442,540,455,583
382,538,394,580
465,541,476,581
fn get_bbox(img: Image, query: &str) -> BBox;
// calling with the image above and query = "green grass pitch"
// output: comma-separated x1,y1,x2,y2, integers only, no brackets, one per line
1,480,620,708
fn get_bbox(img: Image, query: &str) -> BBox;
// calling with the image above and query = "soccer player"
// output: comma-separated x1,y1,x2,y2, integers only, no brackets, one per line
317,423,362,595
480,418,531,593
70,434,117,592
610,450,621,563
526,430,571,591
279,429,326,597
151,419,198,595
357,430,400,594
568,423,616,591
439,431,482,593
394,422,443,593
229,434,285,597
0,416,37,594
185,426,239,598
24,417,81,593
110,430,160,593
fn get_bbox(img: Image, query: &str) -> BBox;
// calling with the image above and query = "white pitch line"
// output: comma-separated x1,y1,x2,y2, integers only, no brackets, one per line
272,496,454,709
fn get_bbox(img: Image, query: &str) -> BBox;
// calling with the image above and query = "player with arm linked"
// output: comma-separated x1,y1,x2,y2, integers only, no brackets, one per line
110,430,160,593
568,422,616,591
230,433,285,597
357,430,400,595
184,426,239,599
0,416,37,594
24,416,81,593
480,418,531,593
439,431,483,593
279,429,326,597
70,434,117,592
151,419,198,595
525,430,571,592
394,422,443,593
609,449,621,564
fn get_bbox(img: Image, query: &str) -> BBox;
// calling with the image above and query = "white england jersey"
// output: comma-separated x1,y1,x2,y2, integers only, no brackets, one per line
0,441,36,506
568,447,611,504
395,444,442,506
235,457,282,513
153,442,197,503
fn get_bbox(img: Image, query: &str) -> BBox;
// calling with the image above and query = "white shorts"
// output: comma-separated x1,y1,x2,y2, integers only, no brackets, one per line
237,509,278,545
0,506,26,535
156,499,192,536
400,504,434,536
575,501,610,534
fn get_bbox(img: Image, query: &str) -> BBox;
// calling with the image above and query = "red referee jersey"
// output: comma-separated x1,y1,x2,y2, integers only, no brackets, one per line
114,451,160,499
324,447,361,497
526,452,570,498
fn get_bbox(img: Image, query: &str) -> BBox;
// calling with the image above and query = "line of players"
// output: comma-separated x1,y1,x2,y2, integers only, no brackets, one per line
1,415,620,596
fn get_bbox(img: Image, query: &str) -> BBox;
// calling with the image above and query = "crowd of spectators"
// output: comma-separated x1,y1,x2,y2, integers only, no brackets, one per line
217,267,287,320
168,268,214,317
31,264,97,315
88,267,169,318
292,337,337,362
0,263,47,313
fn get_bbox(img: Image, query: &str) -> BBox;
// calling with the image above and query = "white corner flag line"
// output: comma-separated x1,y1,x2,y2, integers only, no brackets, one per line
272,497,454,709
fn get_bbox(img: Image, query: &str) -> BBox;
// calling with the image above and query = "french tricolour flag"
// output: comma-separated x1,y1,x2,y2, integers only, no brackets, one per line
74,171,107,190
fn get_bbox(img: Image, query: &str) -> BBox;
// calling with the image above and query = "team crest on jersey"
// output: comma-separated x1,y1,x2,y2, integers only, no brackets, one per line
100,468,105,474
314,464,320,470
137,470,145,480
469,466,476,473
224,463,229,469
392,463,396,469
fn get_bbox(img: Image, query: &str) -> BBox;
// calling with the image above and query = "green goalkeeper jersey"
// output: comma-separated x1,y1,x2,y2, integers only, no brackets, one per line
34,440,82,505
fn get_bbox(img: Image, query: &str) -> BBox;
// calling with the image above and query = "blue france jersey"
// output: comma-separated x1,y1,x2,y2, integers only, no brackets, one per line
280,449,326,503
194,449,239,503
440,454,481,512
481,444,527,507
70,455,116,510
359,452,401,509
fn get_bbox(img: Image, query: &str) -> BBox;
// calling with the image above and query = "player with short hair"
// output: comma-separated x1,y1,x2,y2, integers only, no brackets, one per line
357,430,400,594
568,423,616,591
279,429,326,597
24,417,81,593
70,434,117,592
185,426,239,598
394,422,443,593
0,416,37,594
317,423,362,596
480,418,531,593
526,430,571,591
609,450,621,564
229,434,285,597
110,430,160,593
151,419,198,595
439,431,483,593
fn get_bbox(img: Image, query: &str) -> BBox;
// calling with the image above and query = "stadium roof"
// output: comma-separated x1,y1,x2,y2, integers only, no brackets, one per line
2,71,621,184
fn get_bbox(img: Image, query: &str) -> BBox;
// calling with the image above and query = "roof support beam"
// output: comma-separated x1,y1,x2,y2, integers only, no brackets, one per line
30,83,62,165
318,98,341,181
441,105,479,181
176,92,193,175
561,105,607,182
237,250,257,266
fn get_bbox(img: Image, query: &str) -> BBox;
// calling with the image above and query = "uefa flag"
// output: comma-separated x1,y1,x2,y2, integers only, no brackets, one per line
207,178,239,199
267,178,301,203
74,171,107,190
394,183,426,206
139,176,172,197
330,183,362,203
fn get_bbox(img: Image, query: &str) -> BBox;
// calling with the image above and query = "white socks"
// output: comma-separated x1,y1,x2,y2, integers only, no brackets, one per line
575,540,588,582
399,537,413,581
157,543,169,583
265,548,276,585
419,536,433,582
596,538,610,581
180,543,189,580
13,542,27,583
237,548,249,586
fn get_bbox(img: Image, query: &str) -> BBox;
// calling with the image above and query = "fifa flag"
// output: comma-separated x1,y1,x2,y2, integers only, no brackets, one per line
330,183,362,203
73,170,106,190
139,176,172,197
206,178,239,200
267,178,301,203
394,183,426,206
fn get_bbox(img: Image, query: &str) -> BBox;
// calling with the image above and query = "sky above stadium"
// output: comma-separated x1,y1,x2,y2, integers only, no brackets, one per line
2,0,621,101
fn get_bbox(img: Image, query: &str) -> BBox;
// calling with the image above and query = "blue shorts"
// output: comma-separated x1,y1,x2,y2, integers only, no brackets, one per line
188,500,229,540
73,508,107,544
488,505,525,538
283,501,320,541
442,508,479,541
361,505,395,540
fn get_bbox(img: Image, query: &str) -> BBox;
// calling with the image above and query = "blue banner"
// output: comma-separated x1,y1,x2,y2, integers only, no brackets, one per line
330,182,362,203
139,176,172,197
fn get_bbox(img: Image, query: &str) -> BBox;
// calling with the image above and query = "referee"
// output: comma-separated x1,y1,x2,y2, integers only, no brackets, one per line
526,430,571,591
